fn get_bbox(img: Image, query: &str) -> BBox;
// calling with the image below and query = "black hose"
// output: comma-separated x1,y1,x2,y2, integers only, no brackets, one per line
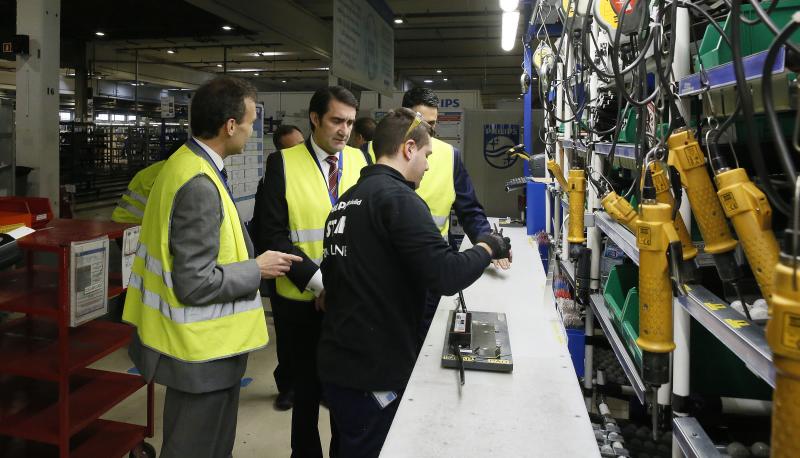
762,17,800,185
728,0,791,215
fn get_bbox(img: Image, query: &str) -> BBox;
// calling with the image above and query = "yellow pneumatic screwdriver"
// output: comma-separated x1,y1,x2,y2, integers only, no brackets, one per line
715,167,780,309
767,235,800,458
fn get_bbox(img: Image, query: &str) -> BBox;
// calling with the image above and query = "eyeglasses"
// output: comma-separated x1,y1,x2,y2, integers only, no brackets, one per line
403,111,433,141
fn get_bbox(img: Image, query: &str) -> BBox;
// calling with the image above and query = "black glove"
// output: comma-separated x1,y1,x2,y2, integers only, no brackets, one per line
476,232,511,260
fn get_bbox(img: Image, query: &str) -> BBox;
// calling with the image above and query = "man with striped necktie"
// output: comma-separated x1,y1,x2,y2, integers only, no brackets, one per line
254,86,370,457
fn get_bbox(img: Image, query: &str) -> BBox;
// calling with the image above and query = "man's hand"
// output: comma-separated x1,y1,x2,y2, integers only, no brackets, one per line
476,232,512,260
492,255,512,270
256,250,303,279
314,289,327,312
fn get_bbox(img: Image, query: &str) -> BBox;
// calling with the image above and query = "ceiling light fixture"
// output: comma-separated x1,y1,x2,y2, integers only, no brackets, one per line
222,25,233,31
423,79,433,83
443,78,449,81
95,31,105,37
216,64,223,68
394,17,404,24
499,0,519,12
282,80,287,83
436,69,442,74
501,11,520,51
166,49,176,54
254,73,259,76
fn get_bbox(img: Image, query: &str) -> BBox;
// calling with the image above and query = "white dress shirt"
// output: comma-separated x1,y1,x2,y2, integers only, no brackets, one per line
309,134,341,183
192,137,225,172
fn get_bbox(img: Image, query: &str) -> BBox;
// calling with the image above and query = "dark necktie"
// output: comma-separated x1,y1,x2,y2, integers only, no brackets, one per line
220,167,230,190
326,155,339,198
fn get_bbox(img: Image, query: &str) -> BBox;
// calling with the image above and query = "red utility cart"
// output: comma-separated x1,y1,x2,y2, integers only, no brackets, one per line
0,218,154,458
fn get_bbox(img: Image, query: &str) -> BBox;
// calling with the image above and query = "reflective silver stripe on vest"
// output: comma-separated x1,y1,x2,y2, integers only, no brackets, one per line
311,258,322,265
125,189,148,205
129,272,262,324
117,200,144,218
136,243,174,289
432,214,448,229
290,228,325,244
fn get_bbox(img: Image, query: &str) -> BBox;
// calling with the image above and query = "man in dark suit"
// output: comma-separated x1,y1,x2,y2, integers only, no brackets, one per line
252,86,370,457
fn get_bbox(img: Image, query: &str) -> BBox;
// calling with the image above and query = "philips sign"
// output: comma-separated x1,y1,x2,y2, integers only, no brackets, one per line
439,98,461,108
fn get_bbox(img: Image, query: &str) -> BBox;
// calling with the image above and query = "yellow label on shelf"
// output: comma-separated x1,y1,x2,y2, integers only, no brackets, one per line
781,313,800,350
704,302,726,311
724,318,750,329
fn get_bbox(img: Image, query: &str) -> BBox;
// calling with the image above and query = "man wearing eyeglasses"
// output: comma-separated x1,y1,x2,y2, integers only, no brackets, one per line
365,87,511,345
318,108,512,457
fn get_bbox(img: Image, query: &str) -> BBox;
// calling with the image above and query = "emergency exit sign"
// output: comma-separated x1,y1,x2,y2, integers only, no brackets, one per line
0,35,29,61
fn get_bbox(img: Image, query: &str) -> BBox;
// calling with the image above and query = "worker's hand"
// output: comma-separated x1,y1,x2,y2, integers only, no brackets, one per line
492,256,512,270
314,290,327,312
476,233,512,260
256,251,303,279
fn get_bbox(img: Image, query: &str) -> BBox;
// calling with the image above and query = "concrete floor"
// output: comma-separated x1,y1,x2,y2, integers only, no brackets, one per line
92,318,333,458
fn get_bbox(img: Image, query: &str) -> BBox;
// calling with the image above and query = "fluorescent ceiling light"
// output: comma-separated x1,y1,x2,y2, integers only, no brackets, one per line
254,73,259,76
499,0,519,12
443,78,448,81
222,25,233,31
95,31,105,37
436,69,442,74
228,68,266,72
501,11,520,51
423,79,433,83
394,17,404,24
250,51,291,57
282,80,287,83
216,64,223,68
166,49,176,54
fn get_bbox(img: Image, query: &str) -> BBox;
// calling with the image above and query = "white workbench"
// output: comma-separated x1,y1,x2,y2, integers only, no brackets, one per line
380,223,600,457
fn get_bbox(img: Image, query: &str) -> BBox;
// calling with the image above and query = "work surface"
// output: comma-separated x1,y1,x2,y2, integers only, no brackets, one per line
381,222,600,457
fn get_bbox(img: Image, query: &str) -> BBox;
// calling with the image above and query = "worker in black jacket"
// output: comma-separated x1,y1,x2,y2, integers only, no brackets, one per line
317,108,511,458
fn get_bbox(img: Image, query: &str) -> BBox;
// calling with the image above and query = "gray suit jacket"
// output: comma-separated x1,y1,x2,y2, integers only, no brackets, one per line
129,141,262,394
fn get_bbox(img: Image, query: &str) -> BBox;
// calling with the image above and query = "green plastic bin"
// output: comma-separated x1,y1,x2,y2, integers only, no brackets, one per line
603,264,638,326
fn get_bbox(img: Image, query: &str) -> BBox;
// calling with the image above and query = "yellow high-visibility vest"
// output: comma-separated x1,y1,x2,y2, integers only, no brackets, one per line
111,161,165,224
276,141,368,301
368,137,455,236
122,145,267,362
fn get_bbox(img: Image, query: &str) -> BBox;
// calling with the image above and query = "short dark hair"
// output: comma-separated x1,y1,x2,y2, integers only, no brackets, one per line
373,108,431,160
191,76,257,139
308,86,358,131
273,124,303,150
402,87,439,109
352,117,376,142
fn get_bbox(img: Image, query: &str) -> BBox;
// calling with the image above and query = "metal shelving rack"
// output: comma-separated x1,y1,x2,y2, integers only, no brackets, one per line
589,294,646,404
672,417,722,458
0,99,14,196
678,285,775,387
0,218,154,458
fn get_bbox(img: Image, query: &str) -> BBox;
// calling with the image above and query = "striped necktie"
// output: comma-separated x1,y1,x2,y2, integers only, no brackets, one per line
325,155,339,198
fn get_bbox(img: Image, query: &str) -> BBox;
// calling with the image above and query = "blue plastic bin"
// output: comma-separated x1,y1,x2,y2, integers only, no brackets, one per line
566,328,586,378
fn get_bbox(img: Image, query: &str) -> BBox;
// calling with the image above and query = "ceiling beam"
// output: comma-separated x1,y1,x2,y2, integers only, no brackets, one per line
185,0,332,59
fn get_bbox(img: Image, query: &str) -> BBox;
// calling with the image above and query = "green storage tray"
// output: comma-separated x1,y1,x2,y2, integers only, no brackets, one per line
696,0,800,69
603,264,638,326
621,288,642,367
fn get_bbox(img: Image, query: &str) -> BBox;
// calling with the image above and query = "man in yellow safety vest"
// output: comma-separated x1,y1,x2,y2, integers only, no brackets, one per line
122,76,301,458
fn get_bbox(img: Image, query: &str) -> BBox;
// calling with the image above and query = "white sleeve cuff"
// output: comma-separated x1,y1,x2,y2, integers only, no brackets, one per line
305,269,324,297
